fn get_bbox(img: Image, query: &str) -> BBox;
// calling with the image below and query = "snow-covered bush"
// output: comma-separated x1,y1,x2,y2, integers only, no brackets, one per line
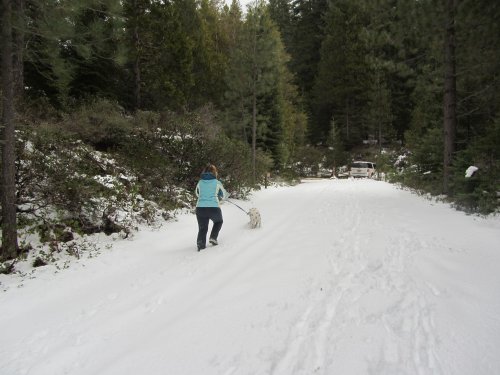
4,99,270,266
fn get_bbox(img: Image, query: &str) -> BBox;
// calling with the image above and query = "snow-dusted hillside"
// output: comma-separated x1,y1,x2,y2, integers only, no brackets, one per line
1,179,499,375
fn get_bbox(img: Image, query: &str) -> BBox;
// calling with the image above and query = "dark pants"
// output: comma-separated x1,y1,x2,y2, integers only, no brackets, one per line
196,207,223,248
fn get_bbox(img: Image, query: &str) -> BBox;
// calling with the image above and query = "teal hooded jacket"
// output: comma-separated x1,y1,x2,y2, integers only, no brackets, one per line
195,172,227,208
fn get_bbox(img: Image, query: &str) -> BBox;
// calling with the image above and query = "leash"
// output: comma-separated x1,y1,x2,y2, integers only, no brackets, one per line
226,199,248,214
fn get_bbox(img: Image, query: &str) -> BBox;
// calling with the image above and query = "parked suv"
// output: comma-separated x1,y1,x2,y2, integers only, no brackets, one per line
350,161,376,178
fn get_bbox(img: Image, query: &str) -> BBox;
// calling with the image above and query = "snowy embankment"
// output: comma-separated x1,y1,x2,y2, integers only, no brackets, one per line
1,179,499,375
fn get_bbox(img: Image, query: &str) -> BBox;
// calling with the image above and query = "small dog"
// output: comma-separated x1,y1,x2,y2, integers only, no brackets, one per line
248,208,262,228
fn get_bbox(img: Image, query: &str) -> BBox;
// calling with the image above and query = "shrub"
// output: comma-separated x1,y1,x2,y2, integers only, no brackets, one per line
291,146,324,177
13,102,266,257
396,127,443,194
62,99,133,151
450,119,500,214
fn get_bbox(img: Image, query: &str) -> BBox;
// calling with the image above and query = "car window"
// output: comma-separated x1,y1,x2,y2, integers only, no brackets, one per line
351,162,376,169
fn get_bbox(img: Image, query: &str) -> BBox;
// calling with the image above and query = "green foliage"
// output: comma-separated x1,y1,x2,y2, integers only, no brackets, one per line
311,0,371,145
11,0,498,257
62,99,133,150
285,0,327,107
20,0,306,182
450,119,500,214
194,0,229,107
24,0,77,107
207,135,272,194
364,74,395,146
455,0,500,145
396,127,443,195
106,103,270,202
17,121,131,237
222,2,306,170
292,146,324,177
325,117,349,175
280,75,308,165
67,0,126,100
373,151,396,177
121,0,230,111
14,100,269,253
24,0,126,109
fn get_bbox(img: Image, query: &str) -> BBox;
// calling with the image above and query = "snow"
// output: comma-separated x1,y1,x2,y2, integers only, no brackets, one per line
465,166,479,178
1,179,500,375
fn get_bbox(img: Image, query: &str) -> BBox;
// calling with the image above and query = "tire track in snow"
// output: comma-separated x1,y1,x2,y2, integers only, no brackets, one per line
270,180,444,375
270,181,365,375
4,179,497,375
370,233,443,375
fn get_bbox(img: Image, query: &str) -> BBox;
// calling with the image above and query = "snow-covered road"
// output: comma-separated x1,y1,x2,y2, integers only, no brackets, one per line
1,179,499,375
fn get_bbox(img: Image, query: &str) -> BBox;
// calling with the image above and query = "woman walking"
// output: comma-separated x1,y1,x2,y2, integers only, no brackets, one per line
195,164,227,251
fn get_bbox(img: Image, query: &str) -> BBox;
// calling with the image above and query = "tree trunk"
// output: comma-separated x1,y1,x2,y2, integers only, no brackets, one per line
345,98,350,141
251,13,257,186
443,0,457,194
132,1,141,110
1,0,20,260
12,0,24,102
252,75,257,185
133,29,141,110
376,75,383,155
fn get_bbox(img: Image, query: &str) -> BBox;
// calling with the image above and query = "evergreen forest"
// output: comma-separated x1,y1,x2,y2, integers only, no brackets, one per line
1,0,499,262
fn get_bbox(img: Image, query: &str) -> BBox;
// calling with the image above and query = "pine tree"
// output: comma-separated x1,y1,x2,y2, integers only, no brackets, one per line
365,72,394,152
311,0,371,145
1,0,20,259
67,0,126,102
288,0,327,100
22,0,126,108
268,0,292,47
443,0,457,194
12,0,25,101
326,116,346,176
24,0,78,107
224,1,296,180
123,0,150,110
280,63,308,167
136,0,197,110
222,0,252,141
